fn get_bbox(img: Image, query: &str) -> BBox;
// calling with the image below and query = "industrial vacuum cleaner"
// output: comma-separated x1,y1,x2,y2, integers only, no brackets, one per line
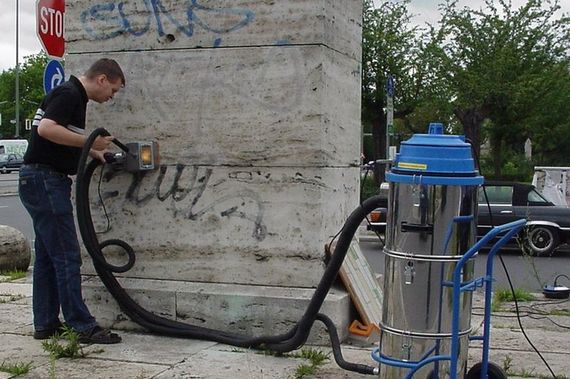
370,123,526,378
76,125,525,379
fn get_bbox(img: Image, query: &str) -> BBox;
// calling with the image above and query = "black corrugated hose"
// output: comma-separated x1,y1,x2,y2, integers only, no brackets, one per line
75,128,379,375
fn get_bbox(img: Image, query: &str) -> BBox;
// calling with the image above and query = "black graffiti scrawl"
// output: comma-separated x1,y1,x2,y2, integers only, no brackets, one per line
101,164,266,241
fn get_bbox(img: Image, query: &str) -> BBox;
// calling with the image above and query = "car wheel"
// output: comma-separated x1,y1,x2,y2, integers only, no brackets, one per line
524,225,559,256
0,166,7,174
466,362,507,379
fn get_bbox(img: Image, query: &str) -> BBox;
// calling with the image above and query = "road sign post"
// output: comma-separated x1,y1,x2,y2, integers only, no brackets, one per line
36,0,65,60
385,75,395,161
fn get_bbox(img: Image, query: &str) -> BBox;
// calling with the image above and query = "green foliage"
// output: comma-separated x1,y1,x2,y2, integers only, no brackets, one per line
428,0,570,173
480,153,534,182
0,269,27,281
361,0,434,184
362,0,570,176
0,360,32,376
288,348,330,379
41,326,85,359
495,287,535,303
0,52,47,138
360,173,380,201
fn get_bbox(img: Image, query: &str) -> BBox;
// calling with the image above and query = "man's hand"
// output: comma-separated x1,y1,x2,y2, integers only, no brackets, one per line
91,136,115,151
89,149,107,163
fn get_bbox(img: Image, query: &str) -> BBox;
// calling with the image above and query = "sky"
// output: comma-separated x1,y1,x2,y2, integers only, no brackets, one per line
0,0,568,72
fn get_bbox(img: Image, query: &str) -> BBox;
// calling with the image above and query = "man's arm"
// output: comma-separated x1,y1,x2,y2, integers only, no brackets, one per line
37,118,113,151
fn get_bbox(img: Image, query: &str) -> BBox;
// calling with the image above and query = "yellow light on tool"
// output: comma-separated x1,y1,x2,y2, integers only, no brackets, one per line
140,144,153,167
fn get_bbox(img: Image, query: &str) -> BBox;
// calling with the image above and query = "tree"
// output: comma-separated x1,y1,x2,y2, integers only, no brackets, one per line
0,53,47,138
431,0,570,175
361,0,428,183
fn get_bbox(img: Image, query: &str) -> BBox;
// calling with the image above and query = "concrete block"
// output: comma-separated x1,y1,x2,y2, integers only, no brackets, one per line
66,0,363,340
81,166,359,287
67,0,362,60
82,276,352,344
66,45,361,167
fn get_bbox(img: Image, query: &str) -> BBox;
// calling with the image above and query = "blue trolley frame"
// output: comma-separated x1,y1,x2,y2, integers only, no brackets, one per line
371,218,527,379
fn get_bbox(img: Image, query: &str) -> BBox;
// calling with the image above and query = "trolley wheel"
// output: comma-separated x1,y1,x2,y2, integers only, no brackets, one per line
466,362,507,379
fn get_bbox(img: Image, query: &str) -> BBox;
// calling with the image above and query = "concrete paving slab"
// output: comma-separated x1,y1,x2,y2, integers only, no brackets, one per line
469,346,570,378
310,345,378,379
81,332,218,366
153,345,305,379
480,327,570,353
19,357,169,379
0,282,32,298
0,302,32,334
1,272,569,378
0,334,51,372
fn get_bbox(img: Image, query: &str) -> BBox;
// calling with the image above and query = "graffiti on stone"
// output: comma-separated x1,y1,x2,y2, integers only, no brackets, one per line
101,164,267,241
80,0,255,41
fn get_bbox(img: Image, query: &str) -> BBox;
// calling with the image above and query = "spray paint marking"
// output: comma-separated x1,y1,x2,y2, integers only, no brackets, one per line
104,164,266,241
81,0,255,40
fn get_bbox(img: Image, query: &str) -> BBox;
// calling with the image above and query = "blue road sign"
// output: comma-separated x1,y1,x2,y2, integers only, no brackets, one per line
43,60,65,94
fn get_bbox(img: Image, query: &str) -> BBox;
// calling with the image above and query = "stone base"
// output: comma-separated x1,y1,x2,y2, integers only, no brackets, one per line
82,276,352,345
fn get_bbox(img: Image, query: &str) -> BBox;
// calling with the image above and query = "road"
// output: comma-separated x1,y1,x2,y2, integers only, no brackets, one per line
1,171,569,292
359,238,570,293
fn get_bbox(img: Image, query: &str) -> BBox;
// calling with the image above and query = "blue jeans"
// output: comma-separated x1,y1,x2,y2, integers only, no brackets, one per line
19,165,97,333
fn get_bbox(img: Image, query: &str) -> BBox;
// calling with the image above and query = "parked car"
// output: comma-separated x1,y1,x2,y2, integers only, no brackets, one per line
366,181,570,256
0,153,24,174
478,181,570,256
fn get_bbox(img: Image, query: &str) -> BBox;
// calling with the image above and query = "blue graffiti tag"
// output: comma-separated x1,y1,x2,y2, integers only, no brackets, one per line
81,0,255,40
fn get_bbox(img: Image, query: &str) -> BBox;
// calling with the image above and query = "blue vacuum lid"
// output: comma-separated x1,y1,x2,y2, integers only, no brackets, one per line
387,123,484,185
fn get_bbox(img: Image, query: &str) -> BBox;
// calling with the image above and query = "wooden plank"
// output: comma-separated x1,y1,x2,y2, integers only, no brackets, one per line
327,239,383,327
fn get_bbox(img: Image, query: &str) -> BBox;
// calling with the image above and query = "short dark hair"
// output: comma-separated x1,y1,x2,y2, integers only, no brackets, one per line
84,58,126,86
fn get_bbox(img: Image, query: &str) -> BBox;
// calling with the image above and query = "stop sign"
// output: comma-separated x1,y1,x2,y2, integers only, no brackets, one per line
36,0,65,60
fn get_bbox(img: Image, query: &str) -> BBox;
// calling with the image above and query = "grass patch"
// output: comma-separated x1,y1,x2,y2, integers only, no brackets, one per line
0,360,33,376
0,294,25,304
288,348,330,379
495,288,535,302
0,269,27,282
294,363,318,378
493,287,535,312
41,326,85,359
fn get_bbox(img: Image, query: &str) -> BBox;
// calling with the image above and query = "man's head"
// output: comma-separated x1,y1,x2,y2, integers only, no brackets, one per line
81,58,126,103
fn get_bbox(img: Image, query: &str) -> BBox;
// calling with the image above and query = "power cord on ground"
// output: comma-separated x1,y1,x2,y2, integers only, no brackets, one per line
469,140,559,378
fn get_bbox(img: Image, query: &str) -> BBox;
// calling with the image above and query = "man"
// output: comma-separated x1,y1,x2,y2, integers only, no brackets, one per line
19,58,125,344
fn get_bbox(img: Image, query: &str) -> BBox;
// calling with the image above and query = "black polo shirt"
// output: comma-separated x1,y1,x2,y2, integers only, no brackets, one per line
24,75,88,175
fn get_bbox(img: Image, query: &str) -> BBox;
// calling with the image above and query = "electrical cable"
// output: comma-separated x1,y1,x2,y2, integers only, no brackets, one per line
468,139,559,378
96,164,112,234
76,128,380,374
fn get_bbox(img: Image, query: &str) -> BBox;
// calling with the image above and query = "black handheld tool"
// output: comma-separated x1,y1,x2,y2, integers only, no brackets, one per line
112,138,130,153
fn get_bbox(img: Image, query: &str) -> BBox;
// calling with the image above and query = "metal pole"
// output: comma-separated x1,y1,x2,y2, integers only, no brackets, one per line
15,0,20,137
385,75,394,172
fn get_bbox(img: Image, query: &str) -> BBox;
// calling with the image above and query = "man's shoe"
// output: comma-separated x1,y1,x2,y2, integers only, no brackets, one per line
33,322,64,340
78,325,121,344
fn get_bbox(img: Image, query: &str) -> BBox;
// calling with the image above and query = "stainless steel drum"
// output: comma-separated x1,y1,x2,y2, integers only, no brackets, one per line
378,124,484,379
